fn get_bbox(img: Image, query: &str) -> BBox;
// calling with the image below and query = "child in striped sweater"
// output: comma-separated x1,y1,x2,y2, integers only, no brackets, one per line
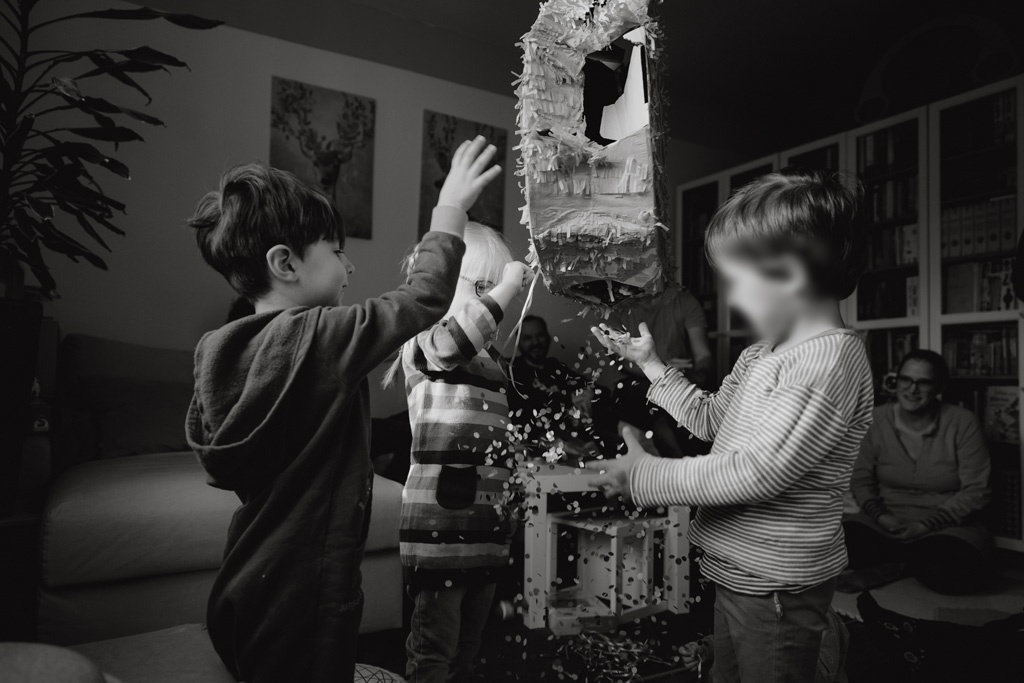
385,223,533,683
592,169,874,683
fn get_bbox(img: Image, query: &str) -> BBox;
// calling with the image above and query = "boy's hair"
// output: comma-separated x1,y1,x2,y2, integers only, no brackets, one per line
188,163,344,300
704,168,867,300
896,349,949,390
382,222,513,388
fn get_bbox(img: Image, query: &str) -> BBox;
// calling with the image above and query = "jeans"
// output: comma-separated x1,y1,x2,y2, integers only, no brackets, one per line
712,578,836,683
406,582,496,683
843,518,993,595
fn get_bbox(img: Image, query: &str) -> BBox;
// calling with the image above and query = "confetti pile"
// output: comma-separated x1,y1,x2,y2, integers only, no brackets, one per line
514,0,671,310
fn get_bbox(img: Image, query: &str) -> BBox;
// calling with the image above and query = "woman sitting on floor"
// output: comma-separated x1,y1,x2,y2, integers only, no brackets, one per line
844,349,993,595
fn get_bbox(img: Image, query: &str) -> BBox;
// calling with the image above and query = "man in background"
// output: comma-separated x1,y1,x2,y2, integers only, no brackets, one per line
509,316,614,457
610,286,714,458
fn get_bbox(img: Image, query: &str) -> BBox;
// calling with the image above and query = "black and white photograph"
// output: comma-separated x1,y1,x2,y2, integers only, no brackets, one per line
1,2,1023,683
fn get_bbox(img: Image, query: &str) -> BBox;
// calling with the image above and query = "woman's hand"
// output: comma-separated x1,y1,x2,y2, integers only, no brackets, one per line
898,521,929,541
591,322,659,368
437,136,502,213
877,513,907,535
590,425,649,502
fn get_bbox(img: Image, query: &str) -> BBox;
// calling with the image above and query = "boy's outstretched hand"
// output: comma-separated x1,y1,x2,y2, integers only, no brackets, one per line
591,322,658,368
590,425,650,502
438,136,502,213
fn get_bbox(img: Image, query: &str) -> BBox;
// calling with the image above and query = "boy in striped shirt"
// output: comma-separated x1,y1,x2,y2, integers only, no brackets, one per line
386,224,533,683
593,169,874,683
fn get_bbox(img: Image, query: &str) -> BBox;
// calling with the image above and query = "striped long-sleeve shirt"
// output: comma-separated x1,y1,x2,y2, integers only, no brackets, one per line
400,296,513,588
631,329,874,594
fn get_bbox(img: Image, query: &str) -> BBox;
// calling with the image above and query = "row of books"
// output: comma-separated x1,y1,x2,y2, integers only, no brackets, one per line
940,197,1018,258
994,89,1018,147
984,385,1021,445
866,223,919,270
942,326,1018,378
867,328,918,383
856,121,917,178
945,258,1017,313
866,175,919,225
858,274,919,320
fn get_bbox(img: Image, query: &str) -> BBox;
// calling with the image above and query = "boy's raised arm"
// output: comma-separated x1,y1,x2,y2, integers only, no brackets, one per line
630,383,850,508
416,263,532,372
645,354,751,442
318,137,501,380
592,323,750,441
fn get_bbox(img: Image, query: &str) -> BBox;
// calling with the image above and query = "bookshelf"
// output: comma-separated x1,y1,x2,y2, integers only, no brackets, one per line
929,76,1023,551
846,109,930,397
676,75,1024,551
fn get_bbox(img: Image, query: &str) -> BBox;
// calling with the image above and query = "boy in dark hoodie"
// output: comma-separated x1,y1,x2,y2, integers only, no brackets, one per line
185,137,502,683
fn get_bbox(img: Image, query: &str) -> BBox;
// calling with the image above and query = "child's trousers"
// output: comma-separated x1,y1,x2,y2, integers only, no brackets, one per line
405,582,496,683
712,578,836,683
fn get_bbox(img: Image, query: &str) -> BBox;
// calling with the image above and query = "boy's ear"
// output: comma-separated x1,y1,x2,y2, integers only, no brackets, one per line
777,254,810,297
266,245,298,283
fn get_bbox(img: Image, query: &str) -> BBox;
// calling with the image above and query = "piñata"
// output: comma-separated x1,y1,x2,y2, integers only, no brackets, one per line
516,0,670,310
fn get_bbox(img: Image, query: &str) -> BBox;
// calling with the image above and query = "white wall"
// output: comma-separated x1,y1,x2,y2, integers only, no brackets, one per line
36,3,737,416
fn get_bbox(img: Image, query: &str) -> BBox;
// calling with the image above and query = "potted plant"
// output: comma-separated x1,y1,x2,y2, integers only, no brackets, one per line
0,0,220,513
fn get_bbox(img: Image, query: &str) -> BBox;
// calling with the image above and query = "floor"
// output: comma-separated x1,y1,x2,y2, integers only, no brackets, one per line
357,604,707,682
833,570,1024,627
357,570,1024,683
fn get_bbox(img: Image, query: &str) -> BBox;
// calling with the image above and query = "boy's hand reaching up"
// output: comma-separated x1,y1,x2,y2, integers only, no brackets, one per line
501,261,535,294
590,425,650,502
488,262,535,310
437,136,502,213
591,322,667,382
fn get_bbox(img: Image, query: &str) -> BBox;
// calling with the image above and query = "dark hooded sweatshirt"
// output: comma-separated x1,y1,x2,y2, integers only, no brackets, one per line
186,228,465,683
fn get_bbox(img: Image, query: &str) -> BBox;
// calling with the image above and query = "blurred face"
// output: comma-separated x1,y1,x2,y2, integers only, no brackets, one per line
519,319,551,364
292,239,354,307
896,359,940,415
716,254,803,340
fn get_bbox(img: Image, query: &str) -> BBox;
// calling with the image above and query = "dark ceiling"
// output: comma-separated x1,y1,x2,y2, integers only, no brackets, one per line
146,0,1024,157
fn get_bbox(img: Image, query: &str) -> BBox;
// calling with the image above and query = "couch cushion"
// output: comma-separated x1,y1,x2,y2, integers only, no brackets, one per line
42,453,238,587
71,624,406,683
72,624,234,683
84,378,194,458
42,453,402,587
55,335,196,468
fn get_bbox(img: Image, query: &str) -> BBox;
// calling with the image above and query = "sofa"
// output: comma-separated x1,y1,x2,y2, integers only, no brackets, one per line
38,334,404,645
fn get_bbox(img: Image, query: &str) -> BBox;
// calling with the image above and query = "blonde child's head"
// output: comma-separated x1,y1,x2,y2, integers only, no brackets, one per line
383,222,513,387
448,222,514,315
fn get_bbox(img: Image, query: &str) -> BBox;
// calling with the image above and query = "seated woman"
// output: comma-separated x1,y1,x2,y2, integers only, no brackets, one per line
845,349,994,595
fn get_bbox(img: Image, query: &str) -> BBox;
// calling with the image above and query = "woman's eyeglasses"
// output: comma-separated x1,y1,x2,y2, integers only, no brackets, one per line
896,375,935,391
459,276,495,298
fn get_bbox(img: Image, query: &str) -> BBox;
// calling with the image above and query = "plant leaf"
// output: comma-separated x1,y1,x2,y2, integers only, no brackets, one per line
25,195,54,220
71,8,223,30
77,53,156,103
70,210,112,252
34,164,127,215
53,80,165,127
115,46,189,70
41,142,131,179
39,227,107,269
11,209,54,273
68,126,144,143
51,75,82,98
